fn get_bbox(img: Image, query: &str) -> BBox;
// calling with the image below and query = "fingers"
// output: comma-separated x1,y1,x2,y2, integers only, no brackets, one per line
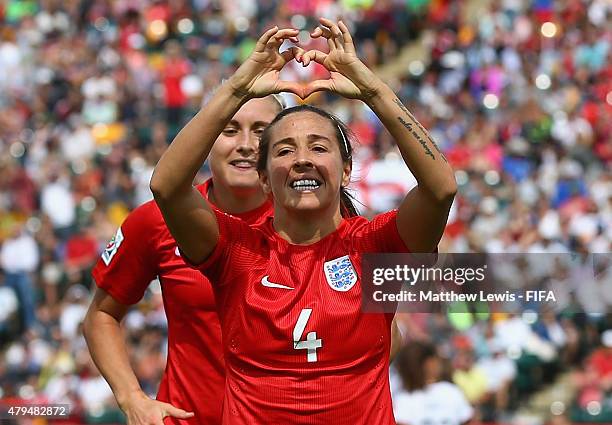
311,26,336,52
255,27,300,53
281,46,305,64
300,49,328,67
337,20,356,54
255,26,279,52
318,18,344,50
162,403,194,419
312,18,356,54
267,28,300,50
311,27,323,38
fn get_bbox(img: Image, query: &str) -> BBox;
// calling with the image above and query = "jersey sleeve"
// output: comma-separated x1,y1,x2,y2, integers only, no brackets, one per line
351,210,411,253
92,202,160,305
185,208,261,287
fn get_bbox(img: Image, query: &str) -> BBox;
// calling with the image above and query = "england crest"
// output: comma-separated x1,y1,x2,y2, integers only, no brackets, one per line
101,227,124,266
324,255,357,292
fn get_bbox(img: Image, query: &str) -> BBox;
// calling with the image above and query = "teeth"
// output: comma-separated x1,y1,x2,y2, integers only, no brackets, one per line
232,161,253,166
291,179,320,190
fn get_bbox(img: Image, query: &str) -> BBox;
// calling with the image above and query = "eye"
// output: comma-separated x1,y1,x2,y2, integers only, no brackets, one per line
276,147,293,156
222,128,238,136
253,127,265,136
312,145,328,153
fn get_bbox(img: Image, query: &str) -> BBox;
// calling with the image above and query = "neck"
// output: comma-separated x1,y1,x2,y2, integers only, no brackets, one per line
208,182,267,214
273,203,343,245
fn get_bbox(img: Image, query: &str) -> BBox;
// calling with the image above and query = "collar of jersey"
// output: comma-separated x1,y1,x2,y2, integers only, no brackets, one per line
264,215,350,249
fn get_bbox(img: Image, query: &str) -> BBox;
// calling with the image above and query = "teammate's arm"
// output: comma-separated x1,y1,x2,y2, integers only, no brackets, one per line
84,289,194,425
150,27,302,264
301,19,457,253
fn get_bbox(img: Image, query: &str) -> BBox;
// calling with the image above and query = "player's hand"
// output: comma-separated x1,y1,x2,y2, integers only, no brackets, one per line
299,18,384,100
121,391,194,425
227,26,306,99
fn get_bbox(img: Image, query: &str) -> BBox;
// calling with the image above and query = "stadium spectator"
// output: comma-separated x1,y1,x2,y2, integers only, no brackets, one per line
0,224,38,332
393,341,473,425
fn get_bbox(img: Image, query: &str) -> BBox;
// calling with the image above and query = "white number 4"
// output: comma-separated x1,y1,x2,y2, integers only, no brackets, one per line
293,308,322,362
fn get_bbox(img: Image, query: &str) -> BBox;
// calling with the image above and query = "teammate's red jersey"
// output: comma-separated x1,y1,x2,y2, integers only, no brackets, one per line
194,209,410,425
92,180,272,425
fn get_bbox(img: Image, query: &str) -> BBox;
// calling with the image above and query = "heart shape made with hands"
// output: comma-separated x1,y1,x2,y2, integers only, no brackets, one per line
245,19,364,100
277,51,334,100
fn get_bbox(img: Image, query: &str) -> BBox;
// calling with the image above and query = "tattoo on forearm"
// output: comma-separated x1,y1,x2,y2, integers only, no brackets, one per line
397,116,435,160
393,98,411,117
414,119,448,163
393,98,448,162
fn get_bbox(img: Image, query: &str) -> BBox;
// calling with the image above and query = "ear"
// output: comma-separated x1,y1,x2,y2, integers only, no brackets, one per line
258,170,272,194
341,161,352,188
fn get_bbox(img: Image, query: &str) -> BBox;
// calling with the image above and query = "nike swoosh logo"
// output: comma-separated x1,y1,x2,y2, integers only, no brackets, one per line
175,247,181,257
261,275,293,290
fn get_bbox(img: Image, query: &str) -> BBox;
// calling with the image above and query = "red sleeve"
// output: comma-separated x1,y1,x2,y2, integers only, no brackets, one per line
351,210,411,253
183,208,261,287
92,202,160,305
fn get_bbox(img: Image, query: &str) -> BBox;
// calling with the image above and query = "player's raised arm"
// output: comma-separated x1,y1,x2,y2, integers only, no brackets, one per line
301,18,457,253
150,27,303,264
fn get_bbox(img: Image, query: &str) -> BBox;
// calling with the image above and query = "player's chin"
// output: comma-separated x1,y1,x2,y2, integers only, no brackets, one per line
286,195,328,212
225,170,260,188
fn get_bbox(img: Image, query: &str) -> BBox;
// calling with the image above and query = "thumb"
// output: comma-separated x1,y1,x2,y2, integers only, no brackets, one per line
162,403,194,419
303,79,333,98
275,80,305,99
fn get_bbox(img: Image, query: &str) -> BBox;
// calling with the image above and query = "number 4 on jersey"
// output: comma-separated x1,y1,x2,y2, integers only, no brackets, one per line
293,308,322,362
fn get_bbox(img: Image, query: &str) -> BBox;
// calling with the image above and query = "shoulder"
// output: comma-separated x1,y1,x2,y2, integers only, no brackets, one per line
127,199,163,221
114,200,168,254
342,210,408,253
343,214,370,230
344,210,399,232
210,208,269,252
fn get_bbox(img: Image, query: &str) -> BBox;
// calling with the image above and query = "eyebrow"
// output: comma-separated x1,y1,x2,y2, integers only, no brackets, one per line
226,120,270,127
271,134,332,149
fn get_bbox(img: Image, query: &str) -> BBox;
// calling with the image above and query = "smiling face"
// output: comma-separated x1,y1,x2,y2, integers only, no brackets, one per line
259,111,351,215
209,97,280,194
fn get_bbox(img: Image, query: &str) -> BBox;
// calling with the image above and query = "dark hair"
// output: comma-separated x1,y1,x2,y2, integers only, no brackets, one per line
257,104,359,217
396,342,439,392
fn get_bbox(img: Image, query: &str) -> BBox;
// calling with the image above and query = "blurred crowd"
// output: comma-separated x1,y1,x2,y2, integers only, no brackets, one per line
0,0,610,423
392,309,612,424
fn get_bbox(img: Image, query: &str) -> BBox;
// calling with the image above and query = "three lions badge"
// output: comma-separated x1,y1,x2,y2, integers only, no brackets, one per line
324,255,357,292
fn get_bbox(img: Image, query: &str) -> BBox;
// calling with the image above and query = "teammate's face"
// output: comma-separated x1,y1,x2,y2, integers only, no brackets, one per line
210,97,279,192
260,111,351,214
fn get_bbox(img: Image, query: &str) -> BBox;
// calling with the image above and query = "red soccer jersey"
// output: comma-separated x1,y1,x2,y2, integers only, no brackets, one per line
195,209,409,425
92,180,272,425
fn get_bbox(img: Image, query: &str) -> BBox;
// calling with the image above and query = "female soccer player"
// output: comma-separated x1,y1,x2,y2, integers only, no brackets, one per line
84,95,283,425
150,19,456,424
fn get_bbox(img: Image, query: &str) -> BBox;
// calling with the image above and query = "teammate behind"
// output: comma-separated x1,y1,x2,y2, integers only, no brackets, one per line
84,94,282,425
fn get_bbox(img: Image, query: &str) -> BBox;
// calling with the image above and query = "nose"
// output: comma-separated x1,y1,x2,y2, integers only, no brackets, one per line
235,131,258,155
293,149,314,169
